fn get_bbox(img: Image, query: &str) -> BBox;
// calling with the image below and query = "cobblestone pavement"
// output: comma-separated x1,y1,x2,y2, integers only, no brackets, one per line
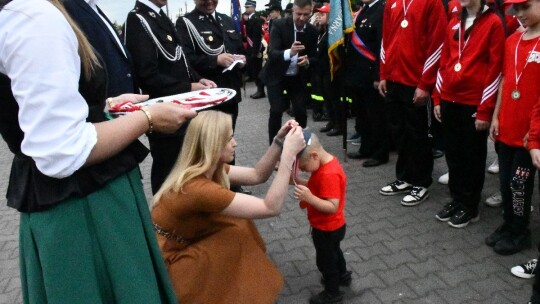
1,83,539,304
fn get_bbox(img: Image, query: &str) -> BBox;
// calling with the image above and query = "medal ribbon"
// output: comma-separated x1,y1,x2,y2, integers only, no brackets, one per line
514,31,540,90
402,0,415,21
457,23,471,65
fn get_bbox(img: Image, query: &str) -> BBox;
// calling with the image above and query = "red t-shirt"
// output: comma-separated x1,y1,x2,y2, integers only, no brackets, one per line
300,157,346,231
497,32,540,148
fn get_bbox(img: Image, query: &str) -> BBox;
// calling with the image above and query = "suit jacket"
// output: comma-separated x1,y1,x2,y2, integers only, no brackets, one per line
125,1,200,99
64,0,136,97
176,9,244,103
245,13,263,57
260,17,318,86
345,1,385,86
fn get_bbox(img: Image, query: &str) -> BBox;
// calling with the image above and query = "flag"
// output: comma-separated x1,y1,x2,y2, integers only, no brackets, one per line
231,0,242,34
327,0,354,79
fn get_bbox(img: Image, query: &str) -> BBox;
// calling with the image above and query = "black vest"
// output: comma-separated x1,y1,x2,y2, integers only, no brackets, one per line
0,50,149,211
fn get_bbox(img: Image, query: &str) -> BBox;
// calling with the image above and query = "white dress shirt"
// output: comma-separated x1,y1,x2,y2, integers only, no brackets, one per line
0,0,97,178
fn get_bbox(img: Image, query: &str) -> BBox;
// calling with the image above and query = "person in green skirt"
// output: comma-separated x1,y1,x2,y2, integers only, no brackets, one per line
0,0,196,302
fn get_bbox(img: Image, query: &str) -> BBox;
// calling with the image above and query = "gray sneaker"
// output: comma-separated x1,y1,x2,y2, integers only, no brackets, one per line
485,192,502,207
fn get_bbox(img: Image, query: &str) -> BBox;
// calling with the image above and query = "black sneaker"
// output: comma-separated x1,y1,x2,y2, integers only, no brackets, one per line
320,271,352,287
493,231,531,255
485,224,511,247
379,180,413,196
511,258,537,279
309,291,344,304
447,208,479,228
435,201,461,222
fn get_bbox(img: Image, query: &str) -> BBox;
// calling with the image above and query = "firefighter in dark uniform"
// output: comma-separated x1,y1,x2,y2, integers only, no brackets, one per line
244,0,266,99
125,0,216,193
346,0,389,167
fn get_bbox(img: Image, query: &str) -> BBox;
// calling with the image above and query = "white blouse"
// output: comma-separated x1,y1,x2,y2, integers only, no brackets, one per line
0,0,98,178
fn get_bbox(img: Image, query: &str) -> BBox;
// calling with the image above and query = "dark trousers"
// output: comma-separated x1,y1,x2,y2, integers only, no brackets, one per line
267,76,308,144
322,73,341,129
441,101,488,215
498,142,536,234
248,56,264,93
148,126,187,194
311,225,347,294
384,81,433,187
351,84,389,161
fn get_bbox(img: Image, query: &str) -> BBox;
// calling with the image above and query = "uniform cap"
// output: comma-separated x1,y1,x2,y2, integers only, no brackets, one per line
245,0,256,7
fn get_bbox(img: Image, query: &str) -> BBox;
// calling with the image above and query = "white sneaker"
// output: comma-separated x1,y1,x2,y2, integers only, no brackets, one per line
488,159,499,174
485,192,502,207
401,186,429,206
438,172,449,185
511,259,537,279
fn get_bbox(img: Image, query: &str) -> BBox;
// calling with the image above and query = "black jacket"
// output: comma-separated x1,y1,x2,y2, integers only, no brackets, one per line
245,13,264,57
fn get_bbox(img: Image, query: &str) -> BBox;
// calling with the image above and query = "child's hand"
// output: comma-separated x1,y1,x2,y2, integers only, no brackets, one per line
294,185,312,202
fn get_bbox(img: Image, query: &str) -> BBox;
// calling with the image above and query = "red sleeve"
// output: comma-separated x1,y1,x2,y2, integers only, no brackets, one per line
418,0,447,92
476,19,505,122
434,22,452,107
379,3,391,81
528,98,540,150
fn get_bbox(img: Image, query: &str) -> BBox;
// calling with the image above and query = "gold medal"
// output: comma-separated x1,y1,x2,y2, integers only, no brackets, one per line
512,89,521,100
208,35,214,42
454,63,462,72
166,35,172,42
401,19,408,28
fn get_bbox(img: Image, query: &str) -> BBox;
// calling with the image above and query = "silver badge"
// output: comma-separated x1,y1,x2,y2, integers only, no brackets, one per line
149,11,156,18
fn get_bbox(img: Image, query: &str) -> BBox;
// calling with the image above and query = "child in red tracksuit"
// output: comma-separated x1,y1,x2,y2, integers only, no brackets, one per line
432,0,505,228
486,0,540,257
293,131,350,304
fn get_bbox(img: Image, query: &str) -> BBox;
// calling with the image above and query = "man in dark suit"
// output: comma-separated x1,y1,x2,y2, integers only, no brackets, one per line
125,0,216,193
175,0,245,130
260,0,317,144
244,0,265,99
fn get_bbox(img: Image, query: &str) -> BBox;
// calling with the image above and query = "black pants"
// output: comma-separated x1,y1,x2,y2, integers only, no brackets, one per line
321,73,341,129
384,81,433,187
267,76,308,144
498,142,536,234
248,56,264,93
441,101,488,215
351,83,389,162
311,224,347,294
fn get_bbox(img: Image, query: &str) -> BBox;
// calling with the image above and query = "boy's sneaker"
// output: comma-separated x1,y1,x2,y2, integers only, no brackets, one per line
401,186,429,206
309,291,344,304
488,159,499,174
447,208,479,228
437,172,449,185
511,259,537,279
379,180,412,196
435,201,461,221
485,192,502,207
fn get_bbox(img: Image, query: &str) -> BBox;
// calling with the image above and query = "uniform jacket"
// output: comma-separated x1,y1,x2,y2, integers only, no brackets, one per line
380,0,446,91
346,0,385,86
125,1,200,99
259,17,318,86
434,8,505,122
175,9,244,103
64,0,136,97
246,13,264,57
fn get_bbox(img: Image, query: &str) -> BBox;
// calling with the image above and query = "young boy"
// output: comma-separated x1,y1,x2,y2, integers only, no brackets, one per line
293,131,351,304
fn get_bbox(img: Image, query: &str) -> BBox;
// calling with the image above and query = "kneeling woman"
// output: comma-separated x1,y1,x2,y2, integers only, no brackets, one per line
151,111,305,303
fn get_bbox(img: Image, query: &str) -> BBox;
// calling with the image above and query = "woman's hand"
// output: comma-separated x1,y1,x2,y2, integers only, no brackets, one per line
276,120,299,141
283,126,305,157
489,118,499,142
107,94,149,108
434,105,442,122
475,119,490,131
145,103,197,133
378,80,387,97
531,149,540,169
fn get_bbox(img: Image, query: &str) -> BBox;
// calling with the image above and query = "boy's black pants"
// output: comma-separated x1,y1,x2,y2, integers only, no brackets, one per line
311,224,347,293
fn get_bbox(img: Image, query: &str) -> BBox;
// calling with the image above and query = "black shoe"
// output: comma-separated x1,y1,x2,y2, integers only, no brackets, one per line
493,231,531,255
250,91,266,99
447,208,479,228
362,158,388,167
485,224,511,247
309,291,344,304
320,271,352,287
435,201,461,222
347,152,371,160
432,149,444,159
320,123,333,133
326,129,342,136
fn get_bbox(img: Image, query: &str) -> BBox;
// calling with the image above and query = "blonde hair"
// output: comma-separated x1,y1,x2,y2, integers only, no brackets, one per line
153,111,233,207
50,0,101,80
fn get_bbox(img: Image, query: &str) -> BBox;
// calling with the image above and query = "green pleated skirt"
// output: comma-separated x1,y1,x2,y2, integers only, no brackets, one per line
19,169,178,304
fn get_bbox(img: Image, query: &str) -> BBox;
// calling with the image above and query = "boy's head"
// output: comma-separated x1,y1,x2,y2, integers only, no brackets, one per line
505,0,540,27
297,131,327,172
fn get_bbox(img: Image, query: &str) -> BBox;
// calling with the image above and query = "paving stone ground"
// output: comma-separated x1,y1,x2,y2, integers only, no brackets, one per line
1,82,539,304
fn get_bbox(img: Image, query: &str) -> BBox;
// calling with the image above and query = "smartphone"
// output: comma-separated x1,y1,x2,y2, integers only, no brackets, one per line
294,31,306,56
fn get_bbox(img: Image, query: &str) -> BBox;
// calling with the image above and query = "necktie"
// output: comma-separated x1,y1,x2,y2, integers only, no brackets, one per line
208,14,219,27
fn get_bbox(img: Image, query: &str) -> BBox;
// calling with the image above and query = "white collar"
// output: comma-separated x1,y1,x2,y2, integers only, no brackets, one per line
248,12,255,19
85,0,97,10
369,0,380,8
139,0,163,14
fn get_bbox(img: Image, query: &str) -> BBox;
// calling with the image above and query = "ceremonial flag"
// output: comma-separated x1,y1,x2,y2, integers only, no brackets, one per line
327,0,354,79
231,0,242,33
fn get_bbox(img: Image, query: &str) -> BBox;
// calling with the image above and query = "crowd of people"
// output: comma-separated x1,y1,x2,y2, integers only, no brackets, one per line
1,0,540,303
